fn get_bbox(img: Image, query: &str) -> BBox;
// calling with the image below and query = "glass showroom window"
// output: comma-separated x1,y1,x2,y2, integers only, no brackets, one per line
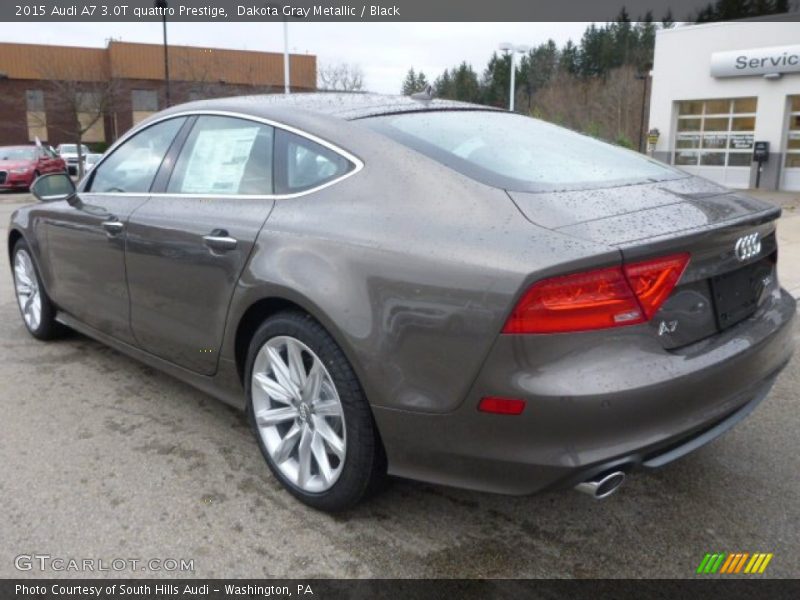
674,98,757,167
786,96,800,169
132,90,159,126
26,90,47,142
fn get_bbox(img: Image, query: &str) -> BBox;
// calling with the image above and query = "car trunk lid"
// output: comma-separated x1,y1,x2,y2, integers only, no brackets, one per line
508,176,781,349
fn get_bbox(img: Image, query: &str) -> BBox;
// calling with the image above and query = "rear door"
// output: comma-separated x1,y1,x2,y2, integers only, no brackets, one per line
125,115,276,375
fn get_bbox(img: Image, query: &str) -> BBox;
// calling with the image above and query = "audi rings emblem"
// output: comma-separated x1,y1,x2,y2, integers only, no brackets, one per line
734,232,761,262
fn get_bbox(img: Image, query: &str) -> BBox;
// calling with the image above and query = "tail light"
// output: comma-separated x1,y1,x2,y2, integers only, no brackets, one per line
503,253,689,334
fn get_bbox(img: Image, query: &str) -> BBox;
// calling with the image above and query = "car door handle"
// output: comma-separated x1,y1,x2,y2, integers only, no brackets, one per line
102,219,124,234
203,231,238,251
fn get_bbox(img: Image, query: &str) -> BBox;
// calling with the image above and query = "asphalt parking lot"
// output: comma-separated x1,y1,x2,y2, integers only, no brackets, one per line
1,191,798,579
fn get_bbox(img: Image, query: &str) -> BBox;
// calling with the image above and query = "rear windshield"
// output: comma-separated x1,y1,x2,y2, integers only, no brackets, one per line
362,110,683,192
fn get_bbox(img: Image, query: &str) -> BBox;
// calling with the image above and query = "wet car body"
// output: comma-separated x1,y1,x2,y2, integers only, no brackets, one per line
7,94,795,505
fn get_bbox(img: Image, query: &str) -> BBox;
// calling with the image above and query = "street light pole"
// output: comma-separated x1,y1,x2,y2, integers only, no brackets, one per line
499,43,530,112
283,20,290,94
154,0,171,107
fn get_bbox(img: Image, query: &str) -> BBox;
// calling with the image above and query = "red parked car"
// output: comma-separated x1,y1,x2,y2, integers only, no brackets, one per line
0,145,67,191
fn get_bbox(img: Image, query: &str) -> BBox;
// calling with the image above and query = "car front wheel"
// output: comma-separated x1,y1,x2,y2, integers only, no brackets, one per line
12,239,64,340
245,311,385,511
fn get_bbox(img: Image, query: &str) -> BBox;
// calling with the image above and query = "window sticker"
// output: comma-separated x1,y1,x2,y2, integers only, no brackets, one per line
181,126,259,194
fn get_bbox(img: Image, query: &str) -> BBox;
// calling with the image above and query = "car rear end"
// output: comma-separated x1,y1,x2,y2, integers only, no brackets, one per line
361,108,796,496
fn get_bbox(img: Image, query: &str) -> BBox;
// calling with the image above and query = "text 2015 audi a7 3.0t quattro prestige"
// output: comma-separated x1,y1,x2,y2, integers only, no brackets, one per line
9,94,795,510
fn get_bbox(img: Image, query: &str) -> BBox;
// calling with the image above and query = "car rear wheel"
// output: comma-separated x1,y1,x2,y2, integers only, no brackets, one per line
12,239,64,340
245,311,385,511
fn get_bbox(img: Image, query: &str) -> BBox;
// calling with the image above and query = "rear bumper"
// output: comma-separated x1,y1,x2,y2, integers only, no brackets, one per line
374,288,795,495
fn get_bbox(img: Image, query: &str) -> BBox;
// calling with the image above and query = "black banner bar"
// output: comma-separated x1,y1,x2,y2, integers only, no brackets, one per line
4,579,800,600
3,0,800,22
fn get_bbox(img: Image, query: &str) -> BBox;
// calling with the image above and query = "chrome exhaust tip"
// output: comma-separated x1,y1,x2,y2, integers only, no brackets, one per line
575,471,626,499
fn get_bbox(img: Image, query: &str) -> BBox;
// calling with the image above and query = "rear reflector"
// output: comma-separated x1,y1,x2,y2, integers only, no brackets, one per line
478,396,526,415
503,253,690,334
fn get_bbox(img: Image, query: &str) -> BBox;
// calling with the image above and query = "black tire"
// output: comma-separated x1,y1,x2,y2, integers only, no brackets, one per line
245,310,386,511
12,238,65,340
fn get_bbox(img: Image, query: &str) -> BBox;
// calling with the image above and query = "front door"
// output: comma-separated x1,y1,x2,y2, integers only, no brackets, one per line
44,117,187,342
125,115,276,375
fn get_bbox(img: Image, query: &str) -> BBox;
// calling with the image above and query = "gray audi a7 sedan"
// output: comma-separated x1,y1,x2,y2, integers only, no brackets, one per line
9,94,796,511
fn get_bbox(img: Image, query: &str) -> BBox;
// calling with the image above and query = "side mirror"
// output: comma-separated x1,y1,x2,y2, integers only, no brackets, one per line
30,172,77,205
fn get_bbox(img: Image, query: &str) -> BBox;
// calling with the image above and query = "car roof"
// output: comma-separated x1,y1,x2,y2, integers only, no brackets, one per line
159,92,501,122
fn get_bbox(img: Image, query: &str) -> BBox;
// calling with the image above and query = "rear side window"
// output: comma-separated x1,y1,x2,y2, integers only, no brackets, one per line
275,129,353,195
88,118,185,193
362,110,681,192
168,116,274,195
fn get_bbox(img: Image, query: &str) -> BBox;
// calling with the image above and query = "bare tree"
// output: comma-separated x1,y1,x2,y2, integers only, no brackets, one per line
531,64,644,148
317,62,365,92
32,49,121,178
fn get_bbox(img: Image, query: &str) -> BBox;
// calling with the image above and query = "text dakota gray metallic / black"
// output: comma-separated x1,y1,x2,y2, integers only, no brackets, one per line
8,93,795,511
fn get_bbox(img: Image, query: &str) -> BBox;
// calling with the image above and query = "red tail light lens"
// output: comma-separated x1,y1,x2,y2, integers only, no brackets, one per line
623,253,690,320
503,253,690,334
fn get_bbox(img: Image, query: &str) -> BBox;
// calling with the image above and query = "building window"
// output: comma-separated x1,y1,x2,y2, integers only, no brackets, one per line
674,98,757,168
132,90,159,126
786,96,800,169
26,90,47,142
76,91,106,143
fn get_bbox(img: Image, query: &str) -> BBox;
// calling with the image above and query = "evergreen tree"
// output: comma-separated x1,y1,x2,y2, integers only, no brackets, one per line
451,62,481,102
416,71,429,92
481,52,512,107
559,41,580,75
434,69,453,98
401,68,418,95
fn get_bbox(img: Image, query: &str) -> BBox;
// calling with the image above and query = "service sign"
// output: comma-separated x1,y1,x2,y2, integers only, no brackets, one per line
711,44,800,78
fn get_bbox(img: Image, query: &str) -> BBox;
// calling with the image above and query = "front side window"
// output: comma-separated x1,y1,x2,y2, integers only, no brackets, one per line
275,129,354,194
88,117,185,193
167,116,274,195
362,110,679,192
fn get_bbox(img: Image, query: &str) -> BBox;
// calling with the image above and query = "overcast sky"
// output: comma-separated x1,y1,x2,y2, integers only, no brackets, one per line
0,22,598,93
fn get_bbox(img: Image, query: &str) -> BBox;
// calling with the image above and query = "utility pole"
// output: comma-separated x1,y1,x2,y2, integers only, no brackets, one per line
154,0,171,107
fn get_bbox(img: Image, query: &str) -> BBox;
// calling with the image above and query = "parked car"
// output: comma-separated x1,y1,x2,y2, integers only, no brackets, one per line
83,153,103,173
9,94,796,511
56,143,91,176
0,144,67,191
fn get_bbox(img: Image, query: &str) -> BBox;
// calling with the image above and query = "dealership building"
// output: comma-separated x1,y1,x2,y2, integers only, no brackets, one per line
649,18,800,191
0,41,316,149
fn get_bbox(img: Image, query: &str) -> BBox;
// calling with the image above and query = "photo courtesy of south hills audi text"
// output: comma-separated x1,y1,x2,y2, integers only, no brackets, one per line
1,0,800,596
15,584,315,597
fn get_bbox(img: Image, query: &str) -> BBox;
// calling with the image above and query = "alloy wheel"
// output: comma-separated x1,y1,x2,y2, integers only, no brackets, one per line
251,336,347,493
14,249,42,332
